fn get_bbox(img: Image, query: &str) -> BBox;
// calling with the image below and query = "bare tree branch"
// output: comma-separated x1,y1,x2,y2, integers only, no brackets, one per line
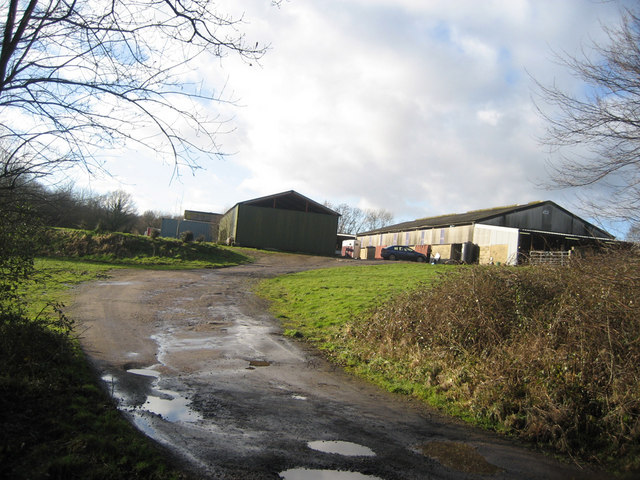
535,7,640,227
0,0,270,184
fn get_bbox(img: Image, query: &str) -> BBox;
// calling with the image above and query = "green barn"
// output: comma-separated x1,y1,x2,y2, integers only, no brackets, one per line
217,191,339,256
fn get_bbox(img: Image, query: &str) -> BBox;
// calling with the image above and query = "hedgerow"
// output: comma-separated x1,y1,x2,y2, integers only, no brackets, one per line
348,248,640,471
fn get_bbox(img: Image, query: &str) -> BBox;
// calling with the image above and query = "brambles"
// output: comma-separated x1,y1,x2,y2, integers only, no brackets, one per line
348,248,640,471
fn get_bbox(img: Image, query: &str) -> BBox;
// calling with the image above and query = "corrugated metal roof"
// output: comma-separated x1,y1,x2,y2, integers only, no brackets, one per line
359,201,545,234
235,190,339,216
359,200,613,239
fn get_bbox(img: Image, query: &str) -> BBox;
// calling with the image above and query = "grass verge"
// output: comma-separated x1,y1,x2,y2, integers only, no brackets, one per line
2,234,254,479
255,262,451,347
257,253,640,474
0,312,189,479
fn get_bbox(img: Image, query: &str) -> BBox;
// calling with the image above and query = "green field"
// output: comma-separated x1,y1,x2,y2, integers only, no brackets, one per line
255,262,450,344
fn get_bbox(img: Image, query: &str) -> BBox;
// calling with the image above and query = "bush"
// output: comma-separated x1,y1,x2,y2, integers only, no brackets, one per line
0,202,42,316
180,230,194,243
349,248,640,471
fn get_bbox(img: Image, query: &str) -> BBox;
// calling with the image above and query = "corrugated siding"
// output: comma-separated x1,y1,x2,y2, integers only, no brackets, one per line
482,203,604,237
357,225,473,249
160,219,215,241
473,224,519,265
217,206,238,243
235,205,337,256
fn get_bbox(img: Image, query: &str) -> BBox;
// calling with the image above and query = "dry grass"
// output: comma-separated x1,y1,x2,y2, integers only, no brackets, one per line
348,247,640,471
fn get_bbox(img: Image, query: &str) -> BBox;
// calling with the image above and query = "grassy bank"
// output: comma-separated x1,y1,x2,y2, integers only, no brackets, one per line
1,231,254,479
257,253,640,473
38,228,251,268
0,311,190,479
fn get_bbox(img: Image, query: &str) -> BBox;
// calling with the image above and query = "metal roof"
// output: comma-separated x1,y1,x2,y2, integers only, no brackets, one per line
234,190,339,216
359,200,614,239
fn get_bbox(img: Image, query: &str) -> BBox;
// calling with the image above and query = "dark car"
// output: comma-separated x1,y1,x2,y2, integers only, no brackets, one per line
380,245,428,262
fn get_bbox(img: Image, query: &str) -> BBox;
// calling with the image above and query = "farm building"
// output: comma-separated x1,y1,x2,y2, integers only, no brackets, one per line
357,201,615,265
160,210,222,242
217,190,339,256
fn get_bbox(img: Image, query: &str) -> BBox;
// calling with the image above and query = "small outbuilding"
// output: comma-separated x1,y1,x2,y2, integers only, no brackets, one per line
217,190,339,256
160,210,221,242
357,201,615,265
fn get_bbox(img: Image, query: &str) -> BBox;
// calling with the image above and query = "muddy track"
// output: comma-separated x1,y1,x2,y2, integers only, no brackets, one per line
69,252,602,480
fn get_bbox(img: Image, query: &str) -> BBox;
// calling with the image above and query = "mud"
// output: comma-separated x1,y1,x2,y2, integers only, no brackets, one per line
69,251,604,480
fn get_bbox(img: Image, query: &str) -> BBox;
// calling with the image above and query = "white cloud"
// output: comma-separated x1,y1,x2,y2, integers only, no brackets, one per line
59,0,636,235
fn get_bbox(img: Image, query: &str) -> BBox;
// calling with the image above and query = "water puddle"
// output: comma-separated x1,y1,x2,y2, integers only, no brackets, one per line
280,469,382,480
127,367,201,423
307,440,376,457
419,441,501,475
96,281,136,286
127,368,160,378
249,360,271,367
140,387,201,422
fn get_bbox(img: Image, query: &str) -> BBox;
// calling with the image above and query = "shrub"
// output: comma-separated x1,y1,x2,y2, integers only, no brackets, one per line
349,248,640,470
180,230,194,243
0,202,42,316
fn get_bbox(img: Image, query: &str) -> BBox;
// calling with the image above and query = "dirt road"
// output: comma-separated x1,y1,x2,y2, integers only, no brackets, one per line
69,252,601,480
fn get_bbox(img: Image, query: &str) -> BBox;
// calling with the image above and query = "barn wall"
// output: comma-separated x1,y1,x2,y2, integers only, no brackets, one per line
234,205,337,256
160,218,216,241
357,225,474,260
481,203,604,237
473,224,520,265
217,206,239,244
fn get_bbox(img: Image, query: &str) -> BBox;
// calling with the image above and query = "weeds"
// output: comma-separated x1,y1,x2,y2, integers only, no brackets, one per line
348,249,640,471
0,309,188,479
38,228,249,266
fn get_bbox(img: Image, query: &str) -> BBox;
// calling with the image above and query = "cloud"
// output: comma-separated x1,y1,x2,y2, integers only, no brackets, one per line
60,0,635,237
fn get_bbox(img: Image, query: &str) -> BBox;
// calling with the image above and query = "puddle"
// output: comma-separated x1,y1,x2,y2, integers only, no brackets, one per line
280,469,382,480
419,441,501,475
292,394,307,400
307,440,375,457
249,360,271,367
127,368,161,378
96,281,136,286
140,387,202,422
127,368,201,423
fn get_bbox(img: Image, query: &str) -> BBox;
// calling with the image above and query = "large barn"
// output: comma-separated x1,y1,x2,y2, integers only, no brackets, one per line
217,190,339,256
357,201,615,265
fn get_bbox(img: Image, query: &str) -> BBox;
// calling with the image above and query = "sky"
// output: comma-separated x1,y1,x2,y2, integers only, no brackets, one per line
63,0,634,237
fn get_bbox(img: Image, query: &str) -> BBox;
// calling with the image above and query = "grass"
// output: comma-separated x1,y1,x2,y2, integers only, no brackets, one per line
38,228,252,268
1,230,255,479
0,311,190,479
255,263,451,346
257,252,640,474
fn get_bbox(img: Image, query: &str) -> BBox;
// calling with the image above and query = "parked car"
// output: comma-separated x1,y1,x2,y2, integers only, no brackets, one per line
380,245,428,262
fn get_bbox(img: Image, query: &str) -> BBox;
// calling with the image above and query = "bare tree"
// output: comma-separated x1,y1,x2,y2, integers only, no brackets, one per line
0,0,271,185
363,208,394,231
535,7,640,230
627,223,640,242
98,189,137,232
325,201,394,234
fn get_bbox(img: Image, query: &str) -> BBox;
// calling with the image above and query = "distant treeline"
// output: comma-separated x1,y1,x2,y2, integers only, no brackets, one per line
3,180,179,234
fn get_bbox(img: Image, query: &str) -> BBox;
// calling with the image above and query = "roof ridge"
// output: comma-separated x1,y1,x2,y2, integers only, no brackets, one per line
414,201,544,222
